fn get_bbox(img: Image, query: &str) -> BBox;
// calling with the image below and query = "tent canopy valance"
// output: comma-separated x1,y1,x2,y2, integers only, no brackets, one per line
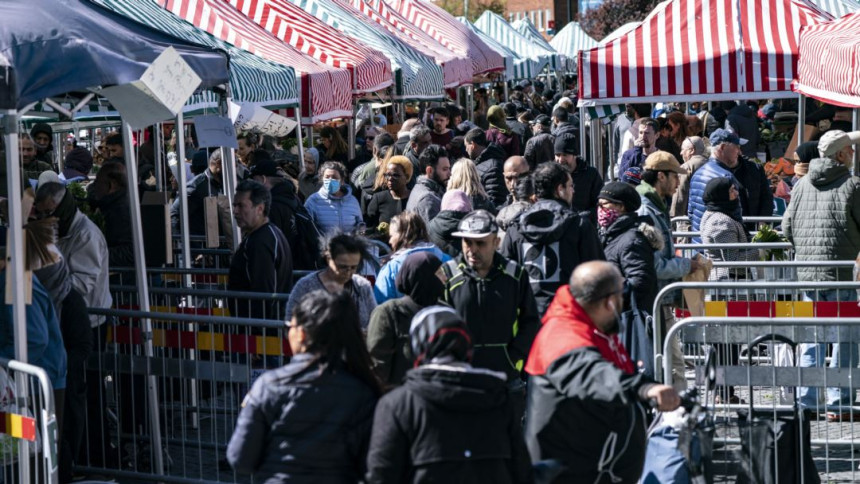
0,0,229,111
578,0,832,105
161,0,357,123
91,0,298,113
794,12,860,107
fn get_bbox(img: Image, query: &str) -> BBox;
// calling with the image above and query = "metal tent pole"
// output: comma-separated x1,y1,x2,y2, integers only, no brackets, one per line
797,94,806,145
579,106,587,158
154,123,164,191
175,113,191,274
4,113,30,483
854,109,860,174
348,104,357,161
294,111,305,166
121,121,165,477
220,94,241,249
590,118,602,178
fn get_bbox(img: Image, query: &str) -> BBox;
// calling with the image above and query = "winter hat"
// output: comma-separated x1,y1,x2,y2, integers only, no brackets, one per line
599,181,641,212
794,141,819,164
191,149,209,173
306,147,320,166
487,105,510,133
554,133,578,155
440,189,472,213
621,166,642,186
409,306,473,365
30,122,53,140
63,147,93,178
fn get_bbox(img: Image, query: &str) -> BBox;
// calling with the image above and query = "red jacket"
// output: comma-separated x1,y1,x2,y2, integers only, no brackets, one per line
525,285,634,376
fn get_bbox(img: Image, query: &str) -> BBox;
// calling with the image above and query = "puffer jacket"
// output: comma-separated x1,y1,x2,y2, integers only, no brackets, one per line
366,365,533,484
524,286,651,484
226,354,378,483
600,213,661,313
637,182,690,290
688,159,742,239
783,157,860,281
501,199,604,316
474,143,508,207
405,175,445,224
523,131,554,168
304,185,363,234
670,154,708,222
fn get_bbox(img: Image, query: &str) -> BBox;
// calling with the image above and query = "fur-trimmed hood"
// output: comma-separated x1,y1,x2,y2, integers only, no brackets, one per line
637,220,664,251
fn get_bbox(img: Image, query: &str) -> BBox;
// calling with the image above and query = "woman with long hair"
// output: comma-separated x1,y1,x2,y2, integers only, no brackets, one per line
448,158,496,213
656,111,687,164
373,211,451,304
227,290,381,482
318,126,349,164
286,233,377,329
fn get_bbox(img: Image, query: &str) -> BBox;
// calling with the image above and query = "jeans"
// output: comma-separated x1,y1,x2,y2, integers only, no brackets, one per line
798,289,859,409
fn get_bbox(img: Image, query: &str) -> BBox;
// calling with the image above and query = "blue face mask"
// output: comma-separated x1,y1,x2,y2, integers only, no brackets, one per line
324,178,341,195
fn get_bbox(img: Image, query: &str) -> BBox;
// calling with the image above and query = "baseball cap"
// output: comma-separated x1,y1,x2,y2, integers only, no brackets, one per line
643,151,685,174
709,128,748,147
249,160,281,178
451,210,498,239
530,114,552,127
818,130,860,157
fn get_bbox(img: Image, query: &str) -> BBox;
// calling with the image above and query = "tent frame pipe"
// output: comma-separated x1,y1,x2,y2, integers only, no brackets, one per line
5,114,31,483
579,106,587,158
220,93,241,250
295,110,305,166
797,94,806,145
854,109,860,173
349,103,357,161
154,123,164,192
175,113,192,276
121,120,165,477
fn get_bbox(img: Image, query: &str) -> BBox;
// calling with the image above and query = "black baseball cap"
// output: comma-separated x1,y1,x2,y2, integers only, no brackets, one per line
249,160,281,177
451,210,498,238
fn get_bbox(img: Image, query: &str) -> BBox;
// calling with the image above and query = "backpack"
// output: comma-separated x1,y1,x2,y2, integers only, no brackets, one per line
284,197,323,270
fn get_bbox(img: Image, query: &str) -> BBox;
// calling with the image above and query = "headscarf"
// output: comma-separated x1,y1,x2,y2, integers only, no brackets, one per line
409,305,473,365
63,147,93,179
487,105,511,135
307,147,320,168
52,188,78,238
794,140,819,177
703,177,741,223
395,252,444,307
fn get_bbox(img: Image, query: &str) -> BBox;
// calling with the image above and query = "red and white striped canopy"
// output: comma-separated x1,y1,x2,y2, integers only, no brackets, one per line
578,0,832,103
159,0,355,123
355,0,473,87
384,0,504,78
230,0,394,96
795,12,860,107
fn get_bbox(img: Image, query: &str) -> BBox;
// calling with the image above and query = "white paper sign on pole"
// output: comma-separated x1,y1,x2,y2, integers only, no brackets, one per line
196,115,239,149
264,112,298,137
99,47,203,130
232,103,298,137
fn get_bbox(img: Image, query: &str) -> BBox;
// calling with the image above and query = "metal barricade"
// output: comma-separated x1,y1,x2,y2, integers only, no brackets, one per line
674,241,795,261
664,316,860,482
77,306,288,483
671,215,784,230
0,358,59,484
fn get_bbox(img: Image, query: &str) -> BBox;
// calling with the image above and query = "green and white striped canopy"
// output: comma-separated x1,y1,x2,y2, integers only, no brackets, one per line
289,0,444,100
511,17,571,71
457,17,547,80
475,11,556,75
90,0,299,113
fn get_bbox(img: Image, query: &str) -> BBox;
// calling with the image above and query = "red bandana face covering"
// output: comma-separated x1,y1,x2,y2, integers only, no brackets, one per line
597,206,621,228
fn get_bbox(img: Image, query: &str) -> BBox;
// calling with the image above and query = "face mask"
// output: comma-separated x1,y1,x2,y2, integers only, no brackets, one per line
598,206,621,228
323,179,340,195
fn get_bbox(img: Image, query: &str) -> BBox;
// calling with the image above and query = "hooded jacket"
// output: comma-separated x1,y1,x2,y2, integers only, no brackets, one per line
427,210,467,258
366,365,533,484
670,154,708,221
524,286,650,484
501,199,604,315
726,104,760,158
637,181,690,290
91,188,134,268
227,354,378,483
688,159,743,239
600,213,661,313
56,210,112,328
304,184,363,235
571,159,605,222
440,253,540,381
405,175,445,224
783,157,860,282
374,244,451,304
474,143,509,207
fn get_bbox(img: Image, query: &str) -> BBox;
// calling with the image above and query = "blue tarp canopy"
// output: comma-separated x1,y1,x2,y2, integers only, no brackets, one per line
0,0,230,111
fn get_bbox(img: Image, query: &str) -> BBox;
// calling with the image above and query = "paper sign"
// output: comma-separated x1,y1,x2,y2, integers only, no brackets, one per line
264,112,297,137
100,47,202,130
232,103,297,137
195,115,238,149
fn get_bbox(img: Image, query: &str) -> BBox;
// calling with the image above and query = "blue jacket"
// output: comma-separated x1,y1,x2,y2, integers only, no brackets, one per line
618,146,648,178
304,185,363,235
0,274,67,389
687,159,742,240
374,244,451,304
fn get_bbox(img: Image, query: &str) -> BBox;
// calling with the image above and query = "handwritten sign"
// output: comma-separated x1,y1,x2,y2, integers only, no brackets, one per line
100,47,202,130
195,115,238,149
231,103,297,137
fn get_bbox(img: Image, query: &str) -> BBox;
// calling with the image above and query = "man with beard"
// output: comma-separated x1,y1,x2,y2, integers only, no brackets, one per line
429,107,454,149
21,134,53,182
618,118,660,177
554,134,603,223
524,261,679,483
405,144,451,224
30,122,55,164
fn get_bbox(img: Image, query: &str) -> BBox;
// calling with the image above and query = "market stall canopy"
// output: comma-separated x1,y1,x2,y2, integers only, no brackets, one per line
91,0,298,113
808,0,860,18
0,0,229,111
286,0,444,100
159,0,357,123
475,11,556,75
600,22,639,45
579,0,832,104
549,21,598,70
512,17,571,71
385,0,505,78
794,12,860,106
457,17,546,80
358,0,472,88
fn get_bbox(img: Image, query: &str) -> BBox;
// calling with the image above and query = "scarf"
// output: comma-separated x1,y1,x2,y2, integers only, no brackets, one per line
703,177,741,223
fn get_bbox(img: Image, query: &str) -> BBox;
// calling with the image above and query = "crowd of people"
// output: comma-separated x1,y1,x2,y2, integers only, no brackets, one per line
5,77,860,482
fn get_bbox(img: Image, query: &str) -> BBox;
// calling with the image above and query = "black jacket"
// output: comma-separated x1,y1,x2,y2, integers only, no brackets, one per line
507,117,531,147
731,156,774,221
600,214,660,313
523,132,554,168
571,160,604,224
227,222,293,320
93,189,134,268
501,199,604,315
474,144,508,208
395,135,410,155
268,180,300,260
366,366,533,484
427,210,467,258
170,169,223,236
227,354,378,483
441,254,540,381
367,296,421,386
726,104,760,158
